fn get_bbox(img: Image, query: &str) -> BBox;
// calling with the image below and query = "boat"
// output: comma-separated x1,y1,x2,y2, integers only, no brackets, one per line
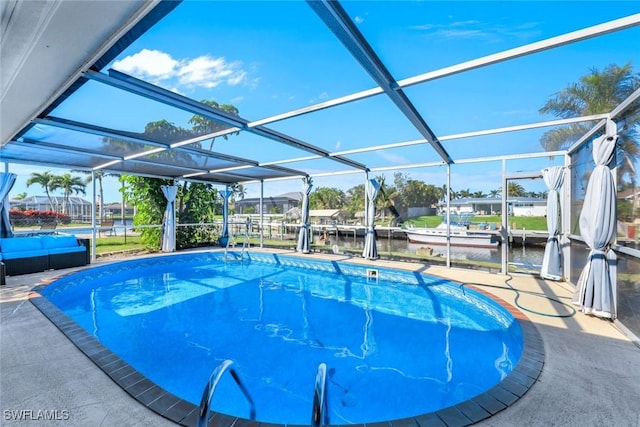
403,213,499,248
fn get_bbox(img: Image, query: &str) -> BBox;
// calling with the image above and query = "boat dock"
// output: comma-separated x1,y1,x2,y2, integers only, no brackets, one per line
237,221,548,246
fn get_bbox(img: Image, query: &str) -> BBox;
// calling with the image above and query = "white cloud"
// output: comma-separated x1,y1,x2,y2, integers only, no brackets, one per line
376,151,409,164
112,49,178,80
177,56,246,88
335,140,342,150
112,49,249,91
409,19,540,41
309,91,329,104
354,15,364,24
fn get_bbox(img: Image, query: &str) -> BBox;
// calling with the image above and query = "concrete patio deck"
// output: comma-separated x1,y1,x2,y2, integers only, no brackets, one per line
1,249,639,426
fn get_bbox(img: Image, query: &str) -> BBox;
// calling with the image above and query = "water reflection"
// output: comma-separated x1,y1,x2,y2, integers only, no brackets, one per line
329,235,546,268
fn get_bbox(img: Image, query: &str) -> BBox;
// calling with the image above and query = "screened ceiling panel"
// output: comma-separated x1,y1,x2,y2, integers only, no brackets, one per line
103,1,378,122
341,1,640,82
199,131,325,165
48,80,236,143
267,94,425,153
1,1,639,190
199,166,303,185
342,143,444,169
275,156,362,177
441,122,605,160
404,29,640,137
132,148,245,171
106,159,202,178
0,143,114,169
20,123,162,158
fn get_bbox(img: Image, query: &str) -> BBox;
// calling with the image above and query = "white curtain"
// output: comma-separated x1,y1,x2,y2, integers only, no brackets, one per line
572,129,618,319
362,179,381,260
161,185,178,252
540,166,565,280
0,173,17,238
220,189,233,246
297,176,313,254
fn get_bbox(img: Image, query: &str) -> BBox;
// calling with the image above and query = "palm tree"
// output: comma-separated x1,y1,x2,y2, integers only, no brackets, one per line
26,171,58,210
490,188,501,198
458,188,472,199
230,183,246,202
51,173,86,215
375,175,400,222
507,182,526,197
309,187,346,209
540,63,640,192
72,169,115,222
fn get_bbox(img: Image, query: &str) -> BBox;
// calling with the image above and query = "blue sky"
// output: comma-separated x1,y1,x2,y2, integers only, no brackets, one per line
8,1,640,203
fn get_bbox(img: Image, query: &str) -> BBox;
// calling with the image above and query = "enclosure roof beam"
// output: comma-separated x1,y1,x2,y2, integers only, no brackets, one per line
307,0,453,164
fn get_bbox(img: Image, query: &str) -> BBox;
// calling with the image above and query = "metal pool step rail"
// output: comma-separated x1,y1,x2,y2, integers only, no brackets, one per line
224,229,250,263
198,359,255,427
311,362,329,427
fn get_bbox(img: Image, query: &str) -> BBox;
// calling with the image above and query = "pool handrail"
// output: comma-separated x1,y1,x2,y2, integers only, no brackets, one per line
198,359,255,427
311,362,328,427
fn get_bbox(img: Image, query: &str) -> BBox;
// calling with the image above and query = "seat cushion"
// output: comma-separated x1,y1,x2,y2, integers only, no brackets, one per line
47,246,86,255
41,235,79,249
0,237,43,252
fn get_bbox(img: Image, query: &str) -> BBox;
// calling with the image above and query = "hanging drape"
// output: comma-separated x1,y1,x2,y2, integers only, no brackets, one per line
161,185,178,252
572,130,618,319
540,166,565,280
0,173,16,238
220,189,233,246
362,179,381,260
297,176,313,254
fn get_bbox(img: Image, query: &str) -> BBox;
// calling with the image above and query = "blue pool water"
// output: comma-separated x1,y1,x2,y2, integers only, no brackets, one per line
41,252,523,424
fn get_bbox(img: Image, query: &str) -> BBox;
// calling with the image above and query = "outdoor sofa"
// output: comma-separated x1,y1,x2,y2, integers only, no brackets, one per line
0,234,90,278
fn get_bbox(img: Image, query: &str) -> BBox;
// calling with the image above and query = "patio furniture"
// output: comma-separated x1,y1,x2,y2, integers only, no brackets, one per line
0,235,90,276
99,220,115,236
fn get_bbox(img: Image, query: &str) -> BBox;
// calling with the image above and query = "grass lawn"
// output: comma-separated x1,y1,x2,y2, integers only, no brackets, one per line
404,215,548,230
94,236,145,254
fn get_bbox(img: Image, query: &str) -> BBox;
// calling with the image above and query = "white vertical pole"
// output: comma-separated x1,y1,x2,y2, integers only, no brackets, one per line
562,153,572,281
446,165,451,268
260,180,264,248
91,170,97,262
501,160,508,275
173,180,177,250
364,170,369,228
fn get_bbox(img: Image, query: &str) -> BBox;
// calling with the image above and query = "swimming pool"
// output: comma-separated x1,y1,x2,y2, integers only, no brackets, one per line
34,251,543,426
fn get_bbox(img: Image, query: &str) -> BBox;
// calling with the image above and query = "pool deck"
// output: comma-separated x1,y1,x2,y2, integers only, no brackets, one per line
1,248,639,426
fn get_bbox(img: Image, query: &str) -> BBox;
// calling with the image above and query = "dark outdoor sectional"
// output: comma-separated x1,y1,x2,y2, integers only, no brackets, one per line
0,234,90,278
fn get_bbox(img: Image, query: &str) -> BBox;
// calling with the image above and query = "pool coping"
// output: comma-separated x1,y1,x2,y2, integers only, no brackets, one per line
29,254,544,427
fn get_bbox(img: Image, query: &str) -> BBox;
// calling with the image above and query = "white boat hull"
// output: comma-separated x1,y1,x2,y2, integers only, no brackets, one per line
404,228,498,248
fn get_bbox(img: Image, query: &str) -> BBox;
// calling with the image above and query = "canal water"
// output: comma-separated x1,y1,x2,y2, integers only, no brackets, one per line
325,233,546,271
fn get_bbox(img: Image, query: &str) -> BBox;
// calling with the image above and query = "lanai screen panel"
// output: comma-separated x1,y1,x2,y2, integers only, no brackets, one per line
0,142,113,170
341,2,640,83
18,124,161,160
48,80,238,144
105,1,377,123
267,94,426,155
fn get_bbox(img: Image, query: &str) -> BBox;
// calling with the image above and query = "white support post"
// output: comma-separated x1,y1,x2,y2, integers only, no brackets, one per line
260,180,264,248
501,160,508,275
91,170,97,262
562,153,572,281
446,165,451,268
